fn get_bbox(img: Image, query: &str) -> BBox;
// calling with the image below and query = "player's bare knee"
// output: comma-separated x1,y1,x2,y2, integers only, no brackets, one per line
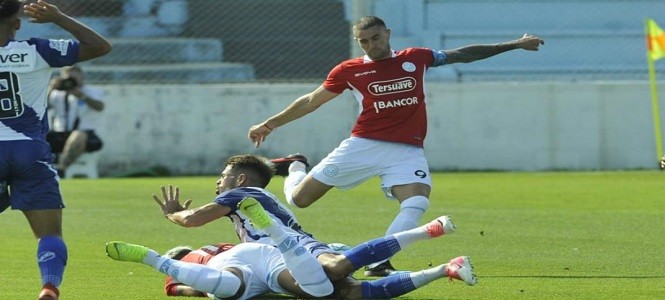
290,193,313,208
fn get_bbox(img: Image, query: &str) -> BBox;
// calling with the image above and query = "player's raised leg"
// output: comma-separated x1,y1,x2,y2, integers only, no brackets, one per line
360,256,477,298
344,216,455,273
238,197,333,297
105,241,242,298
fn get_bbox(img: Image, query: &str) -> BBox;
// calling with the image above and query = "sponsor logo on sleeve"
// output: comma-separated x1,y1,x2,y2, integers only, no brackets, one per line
49,39,70,56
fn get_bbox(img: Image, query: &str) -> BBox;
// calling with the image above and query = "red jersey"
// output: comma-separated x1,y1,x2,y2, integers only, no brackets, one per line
164,243,235,296
323,48,435,147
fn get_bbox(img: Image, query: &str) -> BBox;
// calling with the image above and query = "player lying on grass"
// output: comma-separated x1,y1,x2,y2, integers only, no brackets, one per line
106,197,476,299
150,154,470,283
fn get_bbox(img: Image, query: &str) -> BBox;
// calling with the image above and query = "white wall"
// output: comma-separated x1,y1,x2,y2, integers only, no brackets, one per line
95,81,664,176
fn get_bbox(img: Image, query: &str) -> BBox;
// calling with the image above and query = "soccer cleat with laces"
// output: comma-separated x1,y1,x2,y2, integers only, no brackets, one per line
105,241,149,263
424,215,456,238
271,154,309,176
445,256,477,286
660,154,665,170
238,197,273,230
364,260,400,277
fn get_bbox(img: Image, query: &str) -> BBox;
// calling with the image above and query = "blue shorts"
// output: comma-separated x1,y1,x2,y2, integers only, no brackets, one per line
0,140,64,211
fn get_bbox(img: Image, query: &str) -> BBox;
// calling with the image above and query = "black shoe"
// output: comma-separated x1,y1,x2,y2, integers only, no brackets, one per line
271,154,309,177
660,155,665,170
364,261,397,277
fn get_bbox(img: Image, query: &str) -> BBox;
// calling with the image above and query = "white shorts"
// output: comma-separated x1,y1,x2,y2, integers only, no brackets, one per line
206,243,289,299
310,137,431,199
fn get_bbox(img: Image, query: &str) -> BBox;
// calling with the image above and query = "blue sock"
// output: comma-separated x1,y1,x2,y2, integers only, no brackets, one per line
37,236,68,287
361,273,416,298
344,236,401,270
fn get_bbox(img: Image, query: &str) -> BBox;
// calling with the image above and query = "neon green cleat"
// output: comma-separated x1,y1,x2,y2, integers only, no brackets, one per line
237,197,273,230
106,241,149,263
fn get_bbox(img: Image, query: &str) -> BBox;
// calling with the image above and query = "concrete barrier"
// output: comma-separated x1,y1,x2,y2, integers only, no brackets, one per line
95,81,665,175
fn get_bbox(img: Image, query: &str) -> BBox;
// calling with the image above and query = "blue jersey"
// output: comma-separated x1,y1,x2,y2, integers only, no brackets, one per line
0,38,79,141
215,187,314,245
0,38,78,212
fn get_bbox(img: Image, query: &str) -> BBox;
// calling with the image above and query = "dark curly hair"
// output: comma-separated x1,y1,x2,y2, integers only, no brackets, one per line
225,154,274,188
0,0,23,19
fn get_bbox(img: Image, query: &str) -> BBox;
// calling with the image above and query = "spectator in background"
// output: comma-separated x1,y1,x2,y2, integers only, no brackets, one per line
247,16,544,276
46,65,105,177
0,1,111,299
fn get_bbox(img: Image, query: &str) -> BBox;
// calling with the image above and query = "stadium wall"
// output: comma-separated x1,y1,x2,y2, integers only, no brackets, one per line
97,82,664,176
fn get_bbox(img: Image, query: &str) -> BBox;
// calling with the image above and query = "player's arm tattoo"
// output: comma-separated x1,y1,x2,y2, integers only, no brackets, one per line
444,42,518,64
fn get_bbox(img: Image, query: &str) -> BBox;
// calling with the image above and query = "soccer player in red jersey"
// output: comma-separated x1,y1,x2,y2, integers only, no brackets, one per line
248,16,544,276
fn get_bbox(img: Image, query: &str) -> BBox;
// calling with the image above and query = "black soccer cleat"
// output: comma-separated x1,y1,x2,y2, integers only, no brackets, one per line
660,154,665,170
271,154,309,177
364,260,398,277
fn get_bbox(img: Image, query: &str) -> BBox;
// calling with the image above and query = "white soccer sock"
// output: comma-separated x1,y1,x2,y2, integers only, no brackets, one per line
409,264,447,288
261,221,289,245
277,237,333,297
142,249,161,266
368,196,429,269
284,161,307,206
154,256,241,298
391,224,432,249
386,196,430,235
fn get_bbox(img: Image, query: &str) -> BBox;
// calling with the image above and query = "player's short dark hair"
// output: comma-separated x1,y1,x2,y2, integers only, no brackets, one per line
0,0,23,19
226,154,274,188
354,16,387,31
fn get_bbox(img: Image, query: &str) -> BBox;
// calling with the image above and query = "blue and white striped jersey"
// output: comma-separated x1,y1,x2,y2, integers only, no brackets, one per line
214,187,315,245
0,38,79,141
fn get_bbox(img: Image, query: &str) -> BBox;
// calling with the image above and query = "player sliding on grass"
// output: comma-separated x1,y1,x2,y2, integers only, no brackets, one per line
248,15,544,277
106,197,476,299
149,154,470,284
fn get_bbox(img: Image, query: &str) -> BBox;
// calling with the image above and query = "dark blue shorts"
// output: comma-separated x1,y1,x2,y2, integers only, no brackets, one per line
0,139,64,211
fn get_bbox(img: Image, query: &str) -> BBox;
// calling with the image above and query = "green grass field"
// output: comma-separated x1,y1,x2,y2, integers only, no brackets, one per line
1,171,663,299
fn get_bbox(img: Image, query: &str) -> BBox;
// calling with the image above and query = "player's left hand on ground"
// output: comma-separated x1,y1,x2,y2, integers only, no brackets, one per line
152,185,192,216
517,33,544,51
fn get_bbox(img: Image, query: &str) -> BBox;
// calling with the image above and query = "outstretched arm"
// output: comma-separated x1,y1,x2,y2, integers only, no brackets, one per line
152,185,229,227
23,0,111,62
443,33,544,64
248,85,339,148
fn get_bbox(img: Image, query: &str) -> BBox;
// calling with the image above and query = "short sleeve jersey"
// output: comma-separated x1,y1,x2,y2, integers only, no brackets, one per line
0,38,79,141
323,48,436,147
213,187,314,245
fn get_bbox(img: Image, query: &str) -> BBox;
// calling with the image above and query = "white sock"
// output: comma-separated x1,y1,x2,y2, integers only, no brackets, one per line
142,249,161,266
391,224,432,249
386,196,430,235
154,256,241,298
368,196,429,268
261,221,289,245
409,264,446,288
276,237,333,297
284,161,307,206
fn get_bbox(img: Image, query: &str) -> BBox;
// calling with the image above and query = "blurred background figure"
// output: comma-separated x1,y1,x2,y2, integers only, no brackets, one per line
47,65,105,177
